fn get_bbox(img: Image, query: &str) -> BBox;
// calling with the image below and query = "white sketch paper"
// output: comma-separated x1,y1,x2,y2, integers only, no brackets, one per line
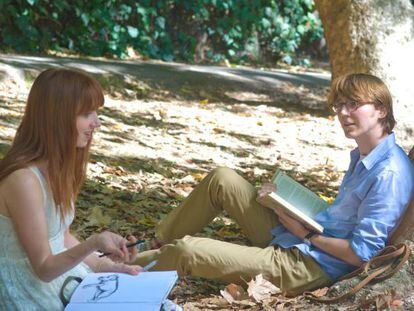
65,271,178,311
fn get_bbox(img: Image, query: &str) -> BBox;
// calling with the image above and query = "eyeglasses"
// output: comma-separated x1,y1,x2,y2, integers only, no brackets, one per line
332,101,375,113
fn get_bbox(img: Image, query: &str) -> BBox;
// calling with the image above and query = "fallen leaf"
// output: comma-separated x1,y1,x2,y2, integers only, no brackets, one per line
191,172,207,181
87,206,112,227
112,123,123,130
375,289,396,310
309,287,329,297
220,283,248,304
220,289,235,304
246,274,280,302
318,194,335,204
391,299,403,306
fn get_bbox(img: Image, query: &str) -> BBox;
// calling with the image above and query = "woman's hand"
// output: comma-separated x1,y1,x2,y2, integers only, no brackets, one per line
257,182,277,198
89,231,129,262
96,260,142,275
126,235,139,263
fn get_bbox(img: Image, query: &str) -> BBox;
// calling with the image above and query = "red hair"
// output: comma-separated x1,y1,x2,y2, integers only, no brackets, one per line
0,68,104,217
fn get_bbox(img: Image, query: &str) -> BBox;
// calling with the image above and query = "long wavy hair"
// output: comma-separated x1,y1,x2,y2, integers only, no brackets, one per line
0,68,104,217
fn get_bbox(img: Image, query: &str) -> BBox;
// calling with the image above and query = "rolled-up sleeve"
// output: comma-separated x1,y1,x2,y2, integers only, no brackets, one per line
350,171,409,262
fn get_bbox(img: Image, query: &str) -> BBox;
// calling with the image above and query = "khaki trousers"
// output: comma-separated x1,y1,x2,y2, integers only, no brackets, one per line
134,167,331,295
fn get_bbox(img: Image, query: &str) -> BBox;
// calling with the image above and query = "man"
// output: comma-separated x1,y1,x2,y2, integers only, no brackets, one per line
133,73,414,295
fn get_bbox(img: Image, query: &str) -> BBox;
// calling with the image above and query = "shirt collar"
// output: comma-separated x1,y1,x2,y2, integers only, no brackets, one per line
350,133,396,171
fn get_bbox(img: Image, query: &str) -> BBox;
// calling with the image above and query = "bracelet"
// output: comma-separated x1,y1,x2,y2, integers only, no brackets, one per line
303,231,318,246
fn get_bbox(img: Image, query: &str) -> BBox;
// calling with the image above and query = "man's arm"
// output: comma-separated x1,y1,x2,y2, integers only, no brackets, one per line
276,169,412,267
275,208,364,267
308,234,363,267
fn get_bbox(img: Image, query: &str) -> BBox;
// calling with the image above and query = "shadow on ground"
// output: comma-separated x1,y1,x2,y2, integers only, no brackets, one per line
0,54,332,117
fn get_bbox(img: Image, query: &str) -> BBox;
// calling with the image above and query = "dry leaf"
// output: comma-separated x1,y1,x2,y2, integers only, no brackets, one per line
220,283,248,303
391,299,403,306
246,274,280,302
309,287,329,298
220,289,234,304
375,289,396,310
191,172,207,181
87,206,112,227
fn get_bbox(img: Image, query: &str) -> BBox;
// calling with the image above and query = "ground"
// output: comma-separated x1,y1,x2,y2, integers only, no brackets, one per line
1,54,413,310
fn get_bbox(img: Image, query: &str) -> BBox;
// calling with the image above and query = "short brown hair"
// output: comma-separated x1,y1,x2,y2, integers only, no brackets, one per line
328,73,395,133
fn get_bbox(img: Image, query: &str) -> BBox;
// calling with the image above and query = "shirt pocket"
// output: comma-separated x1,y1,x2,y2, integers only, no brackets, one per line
353,179,372,201
329,190,360,222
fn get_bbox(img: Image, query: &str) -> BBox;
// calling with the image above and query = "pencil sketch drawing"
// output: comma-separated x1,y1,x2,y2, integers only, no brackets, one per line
82,274,119,301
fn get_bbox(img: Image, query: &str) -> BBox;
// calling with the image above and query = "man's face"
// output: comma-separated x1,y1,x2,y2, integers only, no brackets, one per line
335,97,386,140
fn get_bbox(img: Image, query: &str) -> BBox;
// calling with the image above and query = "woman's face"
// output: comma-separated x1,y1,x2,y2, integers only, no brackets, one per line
76,111,101,148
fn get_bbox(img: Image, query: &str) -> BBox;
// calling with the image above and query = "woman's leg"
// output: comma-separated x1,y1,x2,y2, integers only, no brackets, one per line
156,167,280,247
134,236,331,296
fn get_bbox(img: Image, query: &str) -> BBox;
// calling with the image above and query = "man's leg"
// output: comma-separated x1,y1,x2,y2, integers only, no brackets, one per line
157,167,280,247
134,236,331,296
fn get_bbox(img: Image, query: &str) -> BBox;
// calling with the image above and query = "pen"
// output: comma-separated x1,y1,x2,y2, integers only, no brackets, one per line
98,239,145,258
142,260,158,271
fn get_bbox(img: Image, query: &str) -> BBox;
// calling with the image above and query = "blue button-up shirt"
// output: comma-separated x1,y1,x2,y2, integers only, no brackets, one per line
269,133,414,280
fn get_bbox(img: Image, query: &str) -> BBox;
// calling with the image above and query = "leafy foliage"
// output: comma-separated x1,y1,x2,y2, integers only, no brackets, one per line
0,0,323,64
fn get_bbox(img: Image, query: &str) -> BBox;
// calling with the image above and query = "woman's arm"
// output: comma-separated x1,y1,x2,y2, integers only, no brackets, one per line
5,169,134,282
64,230,141,274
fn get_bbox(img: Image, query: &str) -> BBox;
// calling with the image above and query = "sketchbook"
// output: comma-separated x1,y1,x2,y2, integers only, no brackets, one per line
65,271,178,311
256,169,329,233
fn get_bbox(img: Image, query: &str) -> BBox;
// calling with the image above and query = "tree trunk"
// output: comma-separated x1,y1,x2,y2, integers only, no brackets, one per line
315,0,414,138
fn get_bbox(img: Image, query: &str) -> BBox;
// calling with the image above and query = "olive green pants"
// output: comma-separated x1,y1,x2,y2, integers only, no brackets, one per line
134,167,331,295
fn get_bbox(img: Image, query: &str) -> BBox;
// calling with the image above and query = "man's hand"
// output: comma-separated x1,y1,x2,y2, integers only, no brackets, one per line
257,182,277,198
272,207,310,240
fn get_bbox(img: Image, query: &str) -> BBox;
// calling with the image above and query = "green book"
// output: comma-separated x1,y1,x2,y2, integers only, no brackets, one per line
257,169,329,233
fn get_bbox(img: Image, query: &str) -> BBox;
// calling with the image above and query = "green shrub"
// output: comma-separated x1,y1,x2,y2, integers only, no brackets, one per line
0,0,323,65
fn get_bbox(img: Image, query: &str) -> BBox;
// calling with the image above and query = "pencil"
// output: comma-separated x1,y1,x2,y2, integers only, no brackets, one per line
142,260,158,271
98,239,146,258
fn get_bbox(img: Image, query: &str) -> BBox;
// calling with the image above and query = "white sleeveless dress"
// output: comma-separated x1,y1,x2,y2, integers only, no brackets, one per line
0,167,91,310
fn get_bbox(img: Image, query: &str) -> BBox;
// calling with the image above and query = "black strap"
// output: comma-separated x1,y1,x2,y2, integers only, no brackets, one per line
59,276,83,306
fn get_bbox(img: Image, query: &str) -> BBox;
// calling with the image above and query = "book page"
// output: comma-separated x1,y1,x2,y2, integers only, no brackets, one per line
66,303,160,311
272,170,328,217
267,192,324,233
66,271,178,308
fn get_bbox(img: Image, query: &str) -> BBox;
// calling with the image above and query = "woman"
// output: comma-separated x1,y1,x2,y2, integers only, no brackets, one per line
0,68,140,310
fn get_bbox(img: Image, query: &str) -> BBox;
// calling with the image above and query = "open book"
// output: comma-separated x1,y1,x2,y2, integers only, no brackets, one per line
256,169,329,233
65,271,178,311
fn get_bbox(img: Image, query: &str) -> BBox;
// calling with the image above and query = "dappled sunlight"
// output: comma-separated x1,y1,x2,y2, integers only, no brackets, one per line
2,57,410,308
225,92,272,103
0,55,332,114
